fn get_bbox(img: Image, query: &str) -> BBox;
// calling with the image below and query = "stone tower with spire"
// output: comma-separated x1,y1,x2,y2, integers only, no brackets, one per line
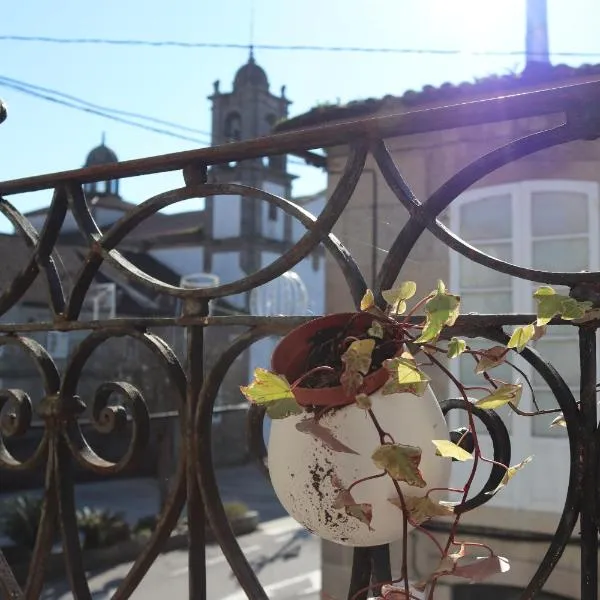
206,50,295,284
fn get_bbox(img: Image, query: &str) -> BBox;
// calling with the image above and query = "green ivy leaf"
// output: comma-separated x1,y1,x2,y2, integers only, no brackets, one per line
474,346,508,374
239,369,302,420
486,456,533,496
447,337,467,359
265,397,304,419
340,338,376,395
388,495,454,524
415,280,460,344
507,324,535,352
533,286,561,326
240,368,294,403
432,439,473,462
381,352,430,397
381,281,417,315
560,297,593,320
534,286,593,325
371,443,427,488
367,320,384,339
475,383,522,410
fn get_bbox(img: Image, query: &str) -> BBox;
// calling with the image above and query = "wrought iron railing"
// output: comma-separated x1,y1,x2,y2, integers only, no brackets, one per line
0,80,599,600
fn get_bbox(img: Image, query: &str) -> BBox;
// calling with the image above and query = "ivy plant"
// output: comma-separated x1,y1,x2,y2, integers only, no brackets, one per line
241,280,592,599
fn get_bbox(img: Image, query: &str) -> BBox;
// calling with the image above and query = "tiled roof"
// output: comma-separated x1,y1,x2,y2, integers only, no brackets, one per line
0,234,83,306
24,194,135,217
0,233,181,315
275,62,600,133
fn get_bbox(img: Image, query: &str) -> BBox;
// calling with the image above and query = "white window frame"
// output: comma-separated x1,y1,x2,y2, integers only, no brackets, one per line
448,180,599,510
450,179,599,414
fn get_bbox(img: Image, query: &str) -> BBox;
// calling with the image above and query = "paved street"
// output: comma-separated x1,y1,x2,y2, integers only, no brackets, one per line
3,463,323,599
41,517,320,600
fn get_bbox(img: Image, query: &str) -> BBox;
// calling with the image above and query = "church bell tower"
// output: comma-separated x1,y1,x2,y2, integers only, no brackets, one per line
206,50,295,279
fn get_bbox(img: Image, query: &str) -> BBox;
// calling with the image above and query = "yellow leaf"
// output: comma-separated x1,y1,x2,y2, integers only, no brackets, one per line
382,354,430,397
550,414,566,428
475,383,522,410
341,338,376,395
507,323,535,352
432,439,473,462
382,281,417,314
342,339,375,375
240,368,295,404
367,320,384,339
447,337,467,359
486,456,533,496
360,289,375,311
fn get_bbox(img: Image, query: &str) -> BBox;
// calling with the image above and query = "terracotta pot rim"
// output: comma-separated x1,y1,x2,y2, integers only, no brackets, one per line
271,312,395,408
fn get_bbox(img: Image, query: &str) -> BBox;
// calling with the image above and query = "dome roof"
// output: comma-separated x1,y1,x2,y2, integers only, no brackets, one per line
233,52,269,90
85,143,118,167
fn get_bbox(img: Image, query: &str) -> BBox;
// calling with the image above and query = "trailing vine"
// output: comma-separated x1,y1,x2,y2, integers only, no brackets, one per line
241,281,592,599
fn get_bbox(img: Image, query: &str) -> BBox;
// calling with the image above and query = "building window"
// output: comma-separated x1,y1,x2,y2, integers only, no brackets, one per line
268,204,278,221
224,112,242,142
450,180,599,438
46,331,70,359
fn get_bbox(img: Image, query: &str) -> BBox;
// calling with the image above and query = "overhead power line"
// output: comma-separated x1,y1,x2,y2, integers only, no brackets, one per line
0,75,313,167
0,76,212,144
0,75,212,138
1,34,599,58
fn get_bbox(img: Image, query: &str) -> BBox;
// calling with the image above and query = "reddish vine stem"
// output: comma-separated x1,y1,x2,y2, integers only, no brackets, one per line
292,365,337,388
368,408,395,444
401,293,435,325
350,579,422,600
451,540,495,556
390,479,410,598
421,350,482,600
365,408,410,597
425,486,464,500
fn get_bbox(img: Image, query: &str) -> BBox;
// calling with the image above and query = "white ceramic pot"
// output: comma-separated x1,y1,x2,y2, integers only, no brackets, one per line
268,386,451,547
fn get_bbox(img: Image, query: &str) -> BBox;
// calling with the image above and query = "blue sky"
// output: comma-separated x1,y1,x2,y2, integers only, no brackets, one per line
1,0,599,229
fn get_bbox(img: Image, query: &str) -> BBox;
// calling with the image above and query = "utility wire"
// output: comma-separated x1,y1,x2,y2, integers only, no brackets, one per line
0,75,212,139
0,34,599,57
0,78,211,144
0,76,314,167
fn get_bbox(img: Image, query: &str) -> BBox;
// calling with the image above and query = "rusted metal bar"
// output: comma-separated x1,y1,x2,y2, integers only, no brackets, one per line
0,314,581,333
2,80,600,196
578,326,598,599
184,300,208,599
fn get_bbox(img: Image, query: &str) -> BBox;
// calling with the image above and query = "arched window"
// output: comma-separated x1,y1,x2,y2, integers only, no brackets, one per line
224,112,242,141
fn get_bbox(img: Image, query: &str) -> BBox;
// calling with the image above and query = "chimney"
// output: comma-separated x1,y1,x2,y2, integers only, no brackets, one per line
526,0,550,67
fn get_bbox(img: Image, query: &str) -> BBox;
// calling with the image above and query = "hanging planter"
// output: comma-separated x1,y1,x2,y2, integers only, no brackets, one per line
242,282,458,547
241,280,565,590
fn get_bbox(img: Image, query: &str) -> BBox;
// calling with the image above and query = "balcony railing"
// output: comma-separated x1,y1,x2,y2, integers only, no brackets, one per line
1,80,600,600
